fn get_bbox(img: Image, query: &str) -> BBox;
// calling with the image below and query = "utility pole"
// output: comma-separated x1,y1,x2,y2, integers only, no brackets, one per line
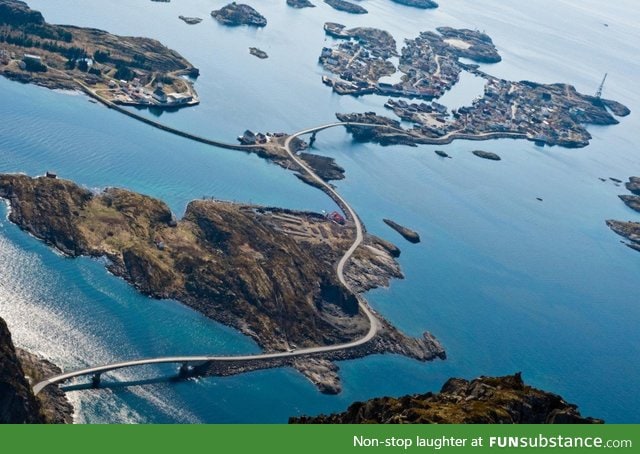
595,73,608,99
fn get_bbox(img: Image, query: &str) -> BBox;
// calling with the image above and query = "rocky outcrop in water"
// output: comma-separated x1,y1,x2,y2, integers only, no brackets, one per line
0,174,445,393
211,3,267,27
287,0,315,8
606,177,640,252
249,47,268,59
472,150,501,161
391,0,438,8
383,219,421,244
179,16,202,25
625,176,640,195
324,0,367,14
290,373,602,424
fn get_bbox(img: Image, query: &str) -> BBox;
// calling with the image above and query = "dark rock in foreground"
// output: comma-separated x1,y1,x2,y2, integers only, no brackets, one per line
290,373,602,424
435,150,451,158
211,2,267,27
324,0,367,14
391,0,438,8
383,219,421,244
16,349,74,424
0,317,44,423
472,150,501,161
287,0,315,8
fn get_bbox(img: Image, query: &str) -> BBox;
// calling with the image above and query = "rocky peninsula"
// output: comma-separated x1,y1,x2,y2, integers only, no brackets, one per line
211,3,267,27
290,373,602,424
324,0,367,15
0,174,445,393
383,219,421,243
0,316,73,423
319,23,629,149
0,0,199,108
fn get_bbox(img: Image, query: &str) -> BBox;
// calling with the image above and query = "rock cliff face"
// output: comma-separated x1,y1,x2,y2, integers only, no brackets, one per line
0,174,445,392
0,317,44,424
290,373,602,424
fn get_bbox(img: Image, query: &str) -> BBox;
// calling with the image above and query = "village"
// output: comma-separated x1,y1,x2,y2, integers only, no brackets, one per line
318,24,629,148
318,23,499,99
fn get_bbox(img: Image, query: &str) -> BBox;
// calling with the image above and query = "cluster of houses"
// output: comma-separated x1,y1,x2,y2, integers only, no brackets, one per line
109,80,195,107
237,130,288,146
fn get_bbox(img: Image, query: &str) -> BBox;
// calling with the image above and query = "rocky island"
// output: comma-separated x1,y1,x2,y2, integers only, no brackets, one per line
0,0,199,108
391,0,438,9
324,0,367,15
290,373,602,423
211,3,267,27
249,47,268,59
178,16,203,25
319,23,629,149
472,150,501,161
287,0,315,8
0,174,445,393
383,219,421,243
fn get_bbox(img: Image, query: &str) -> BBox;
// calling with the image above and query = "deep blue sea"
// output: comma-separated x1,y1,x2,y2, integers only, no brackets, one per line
1,0,639,423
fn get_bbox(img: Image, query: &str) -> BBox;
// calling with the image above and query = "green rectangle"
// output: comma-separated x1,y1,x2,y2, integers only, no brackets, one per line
0,424,638,454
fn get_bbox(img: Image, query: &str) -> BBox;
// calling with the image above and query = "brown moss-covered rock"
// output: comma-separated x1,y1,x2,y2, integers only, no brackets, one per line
0,174,444,386
290,373,602,424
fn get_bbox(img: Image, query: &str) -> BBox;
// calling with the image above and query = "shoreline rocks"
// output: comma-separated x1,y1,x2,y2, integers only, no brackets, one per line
607,177,640,252
383,219,421,244
16,349,74,424
290,373,602,424
211,3,267,27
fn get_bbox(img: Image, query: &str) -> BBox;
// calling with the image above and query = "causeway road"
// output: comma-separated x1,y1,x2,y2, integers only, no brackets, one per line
32,122,397,396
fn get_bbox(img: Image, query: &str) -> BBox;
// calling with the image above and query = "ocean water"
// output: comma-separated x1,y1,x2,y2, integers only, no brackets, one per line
1,0,639,422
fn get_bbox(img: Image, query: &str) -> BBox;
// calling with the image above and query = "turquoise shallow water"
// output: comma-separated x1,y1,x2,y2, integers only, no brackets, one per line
1,0,639,422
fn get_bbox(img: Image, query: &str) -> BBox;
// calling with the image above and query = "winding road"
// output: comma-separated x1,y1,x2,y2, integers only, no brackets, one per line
32,122,394,396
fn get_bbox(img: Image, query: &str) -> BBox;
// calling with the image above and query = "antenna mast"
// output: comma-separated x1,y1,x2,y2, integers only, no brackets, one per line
595,73,608,98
